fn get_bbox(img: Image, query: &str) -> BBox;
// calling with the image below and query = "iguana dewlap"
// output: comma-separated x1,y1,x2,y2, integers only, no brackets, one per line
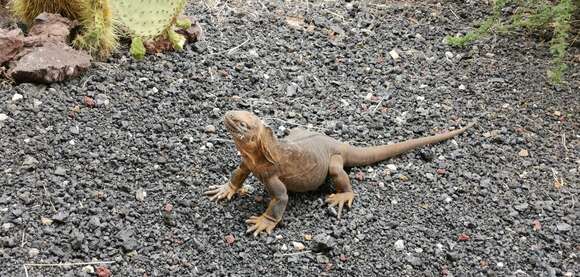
205,110,475,236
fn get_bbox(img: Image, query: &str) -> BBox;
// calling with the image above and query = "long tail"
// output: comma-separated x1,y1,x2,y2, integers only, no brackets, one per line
344,122,475,167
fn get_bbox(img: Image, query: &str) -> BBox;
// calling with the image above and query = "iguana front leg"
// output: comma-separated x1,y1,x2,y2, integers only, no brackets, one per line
246,175,288,236
326,155,355,218
204,162,250,201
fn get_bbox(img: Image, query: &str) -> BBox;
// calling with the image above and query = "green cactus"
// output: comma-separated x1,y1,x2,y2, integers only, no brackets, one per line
10,0,86,25
167,28,185,51
110,0,187,58
10,0,117,60
130,36,145,60
10,0,190,60
175,17,192,29
73,0,118,60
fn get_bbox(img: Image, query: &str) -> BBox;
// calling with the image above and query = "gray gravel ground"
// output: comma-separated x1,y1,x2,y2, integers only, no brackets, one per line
1,1,578,276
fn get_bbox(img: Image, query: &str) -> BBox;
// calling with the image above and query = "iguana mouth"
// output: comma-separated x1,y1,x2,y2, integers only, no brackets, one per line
224,117,249,138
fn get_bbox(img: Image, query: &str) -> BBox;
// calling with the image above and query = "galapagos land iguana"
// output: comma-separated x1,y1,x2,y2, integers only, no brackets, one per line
205,110,475,236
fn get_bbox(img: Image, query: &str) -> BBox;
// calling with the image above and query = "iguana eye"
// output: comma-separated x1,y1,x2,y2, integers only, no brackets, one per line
239,122,247,128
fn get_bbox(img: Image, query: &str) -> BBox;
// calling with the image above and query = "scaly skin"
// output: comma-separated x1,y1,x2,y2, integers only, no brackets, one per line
205,110,475,236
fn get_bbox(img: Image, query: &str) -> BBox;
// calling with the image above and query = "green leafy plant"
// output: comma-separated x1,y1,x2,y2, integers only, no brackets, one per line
446,0,577,84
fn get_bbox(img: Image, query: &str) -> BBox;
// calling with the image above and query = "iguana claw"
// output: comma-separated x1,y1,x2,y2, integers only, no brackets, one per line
245,214,278,236
325,192,355,219
204,182,238,202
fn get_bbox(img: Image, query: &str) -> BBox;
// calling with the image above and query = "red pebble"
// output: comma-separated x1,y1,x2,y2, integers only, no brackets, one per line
458,233,470,241
225,234,235,245
96,266,111,277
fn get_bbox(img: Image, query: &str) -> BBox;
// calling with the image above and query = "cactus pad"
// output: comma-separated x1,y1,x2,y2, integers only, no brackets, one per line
110,0,187,39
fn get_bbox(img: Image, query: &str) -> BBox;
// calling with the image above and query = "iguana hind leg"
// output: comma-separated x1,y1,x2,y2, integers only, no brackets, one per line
326,155,355,219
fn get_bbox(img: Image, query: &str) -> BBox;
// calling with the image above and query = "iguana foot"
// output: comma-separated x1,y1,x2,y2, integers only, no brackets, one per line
325,191,355,219
245,214,278,236
204,182,239,201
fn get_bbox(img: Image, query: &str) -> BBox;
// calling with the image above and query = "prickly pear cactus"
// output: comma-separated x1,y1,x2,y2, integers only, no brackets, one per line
110,0,187,59
111,0,186,38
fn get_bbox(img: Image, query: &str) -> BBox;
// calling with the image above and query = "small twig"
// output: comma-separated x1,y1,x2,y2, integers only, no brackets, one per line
449,7,460,20
187,137,233,144
24,261,116,267
23,265,29,277
276,250,312,257
371,85,391,114
81,75,94,89
264,117,328,132
42,183,57,212
371,97,384,114
561,133,568,154
207,138,234,143
326,11,344,21
207,34,251,57
226,36,250,55
551,168,565,189
21,230,26,248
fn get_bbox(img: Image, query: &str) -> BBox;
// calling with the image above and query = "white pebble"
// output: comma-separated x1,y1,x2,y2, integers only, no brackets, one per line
206,142,214,148
33,99,42,108
386,164,397,171
135,188,146,201
0,114,8,121
2,223,13,231
81,265,95,274
281,244,288,251
459,84,466,90
389,49,400,60
364,93,373,101
445,51,454,59
394,239,405,251
28,248,40,257
416,96,425,101
291,241,305,251
12,93,23,101
497,262,505,268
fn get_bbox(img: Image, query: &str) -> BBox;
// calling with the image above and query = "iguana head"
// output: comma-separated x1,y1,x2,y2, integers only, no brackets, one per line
224,110,279,165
